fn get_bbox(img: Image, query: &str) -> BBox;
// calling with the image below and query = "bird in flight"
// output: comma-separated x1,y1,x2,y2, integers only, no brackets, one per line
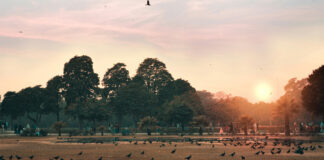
146,0,151,6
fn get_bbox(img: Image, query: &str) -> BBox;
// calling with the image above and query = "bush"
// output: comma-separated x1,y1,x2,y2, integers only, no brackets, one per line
39,129,48,136
20,128,36,137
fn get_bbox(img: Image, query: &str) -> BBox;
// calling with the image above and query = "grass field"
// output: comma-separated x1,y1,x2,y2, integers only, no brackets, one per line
0,136,323,160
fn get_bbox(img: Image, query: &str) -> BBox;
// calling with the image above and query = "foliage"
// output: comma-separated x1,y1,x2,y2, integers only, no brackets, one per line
0,91,24,120
302,65,324,119
276,78,308,136
239,115,254,135
191,115,210,127
112,77,157,125
164,98,194,127
63,55,99,127
158,79,196,104
102,63,130,99
138,116,158,129
51,121,66,136
46,75,65,121
197,91,241,124
18,85,49,125
81,99,110,125
136,58,173,94
98,125,106,136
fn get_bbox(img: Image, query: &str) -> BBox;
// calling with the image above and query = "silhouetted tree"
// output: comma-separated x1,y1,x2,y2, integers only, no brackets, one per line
198,91,244,125
0,91,24,129
276,78,307,136
158,79,195,105
164,97,194,131
18,85,49,126
63,55,99,129
111,77,157,126
82,99,110,131
136,58,173,94
46,75,65,121
102,63,130,100
239,115,254,135
302,65,324,120
51,121,66,136
138,116,158,131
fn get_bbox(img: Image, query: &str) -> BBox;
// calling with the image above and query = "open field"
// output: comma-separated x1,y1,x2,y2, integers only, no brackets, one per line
0,136,324,160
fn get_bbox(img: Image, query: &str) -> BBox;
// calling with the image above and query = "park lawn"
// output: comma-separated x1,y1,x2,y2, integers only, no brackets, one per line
0,136,324,160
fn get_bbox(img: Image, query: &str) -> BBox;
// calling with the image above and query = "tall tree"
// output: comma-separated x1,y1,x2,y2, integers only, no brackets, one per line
102,63,130,100
111,77,157,126
302,65,324,120
158,79,195,104
164,98,194,131
197,91,242,124
239,115,254,135
46,75,65,121
0,91,24,129
18,85,49,126
276,78,307,136
63,55,99,128
136,58,173,94
81,99,110,130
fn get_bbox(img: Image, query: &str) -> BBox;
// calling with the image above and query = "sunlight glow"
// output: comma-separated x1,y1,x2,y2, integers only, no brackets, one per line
255,82,272,102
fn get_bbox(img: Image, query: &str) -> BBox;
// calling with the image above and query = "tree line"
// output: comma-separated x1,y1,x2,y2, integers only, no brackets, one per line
0,55,323,134
0,56,205,130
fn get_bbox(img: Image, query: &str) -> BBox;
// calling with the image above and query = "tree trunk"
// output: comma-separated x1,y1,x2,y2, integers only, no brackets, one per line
284,109,290,136
78,117,83,130
93,120,96,134
56,110,60,122
58,128,62,136
10,117,14,130
244,127,248,135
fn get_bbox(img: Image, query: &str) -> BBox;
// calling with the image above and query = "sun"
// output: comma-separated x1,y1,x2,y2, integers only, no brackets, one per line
255,82,272,102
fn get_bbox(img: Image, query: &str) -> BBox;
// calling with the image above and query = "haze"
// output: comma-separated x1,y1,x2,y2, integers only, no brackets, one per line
1,0,324,103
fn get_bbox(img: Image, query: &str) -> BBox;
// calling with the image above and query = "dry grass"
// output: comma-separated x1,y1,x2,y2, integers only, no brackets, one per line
0,136,323,160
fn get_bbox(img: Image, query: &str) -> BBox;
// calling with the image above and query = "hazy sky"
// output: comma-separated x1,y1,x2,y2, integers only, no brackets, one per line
1,0,324,103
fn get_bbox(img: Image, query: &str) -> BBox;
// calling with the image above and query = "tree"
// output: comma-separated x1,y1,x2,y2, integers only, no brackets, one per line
51,121,66,136
164,97,194,131
276,78,307,136
239,115,254,135
191,115,210,127
0,91,24,129
46,75,65,121
302,65,324,120
98,125,106,136
102,63,130,100
63,55,99,128
111,77,157,126
81,99,110,131
18,85,49,126
138,116,158,129
136,58,173,95
197,91,240,124
158,79,195,105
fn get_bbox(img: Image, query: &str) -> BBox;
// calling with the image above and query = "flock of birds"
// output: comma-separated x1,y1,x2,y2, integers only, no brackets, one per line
0,136,323,160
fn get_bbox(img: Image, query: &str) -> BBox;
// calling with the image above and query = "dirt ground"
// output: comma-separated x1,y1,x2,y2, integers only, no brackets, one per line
0,136,324,160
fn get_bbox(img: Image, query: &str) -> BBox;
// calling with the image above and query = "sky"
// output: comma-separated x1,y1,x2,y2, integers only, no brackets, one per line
0,0,324,103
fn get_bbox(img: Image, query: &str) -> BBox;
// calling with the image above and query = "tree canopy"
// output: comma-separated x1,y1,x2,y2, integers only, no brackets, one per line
302,65,324,119
136,58,173,95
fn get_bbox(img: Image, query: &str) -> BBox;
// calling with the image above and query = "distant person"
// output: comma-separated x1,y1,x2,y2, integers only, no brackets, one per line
199,127,203,136
147,128,151,136
229,123,234,134
320,121,324,133
219,127,223,134
5,121,8,130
